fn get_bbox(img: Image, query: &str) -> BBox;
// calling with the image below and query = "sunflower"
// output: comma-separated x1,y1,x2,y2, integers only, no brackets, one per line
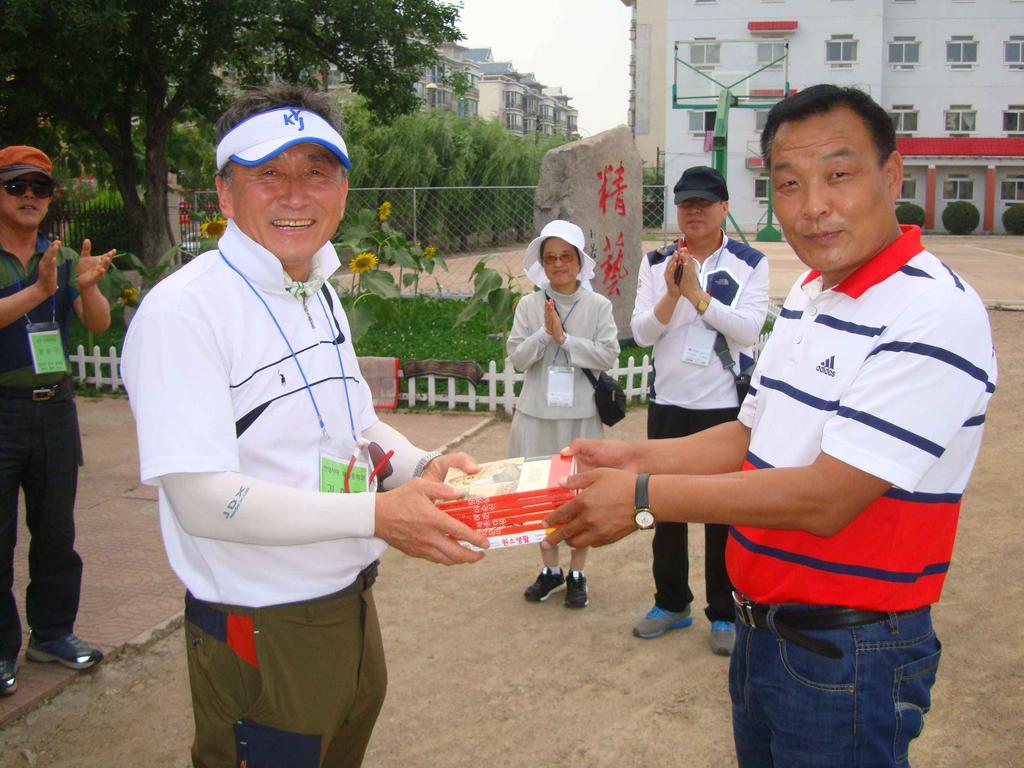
118,286,141,307
377,201,392,222
423,245,437,261
349,251,378,273
200,216,227,239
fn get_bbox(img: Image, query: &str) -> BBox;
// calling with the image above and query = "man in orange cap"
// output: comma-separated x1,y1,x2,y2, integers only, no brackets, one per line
0,145,114,696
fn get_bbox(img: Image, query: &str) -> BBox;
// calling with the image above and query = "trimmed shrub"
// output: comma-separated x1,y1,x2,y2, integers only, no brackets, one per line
1003,204,1024,235
895,202,925,227
942,201,980,235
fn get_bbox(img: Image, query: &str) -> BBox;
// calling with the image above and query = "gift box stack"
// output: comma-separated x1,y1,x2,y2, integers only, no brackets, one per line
438,453,577,549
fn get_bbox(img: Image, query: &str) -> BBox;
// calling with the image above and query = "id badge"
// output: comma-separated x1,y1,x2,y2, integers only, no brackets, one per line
319,435,374,494
26,321,67,375
682,322,716,367
546,365,575,407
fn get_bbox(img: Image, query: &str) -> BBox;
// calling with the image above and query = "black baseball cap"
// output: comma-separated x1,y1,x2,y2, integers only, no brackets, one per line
673,165,728,205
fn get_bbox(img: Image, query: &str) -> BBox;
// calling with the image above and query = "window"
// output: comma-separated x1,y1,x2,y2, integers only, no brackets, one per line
754,110,769,132
504,91,522,110
947,36,978,69
889,36,921,69
689,110,716,134
504,112,522,131
754,176,770,201
826,34,858,67
1002,174,1024,202
1006,37,1024,69
1005,105,1024,134
457,98,478,118
945,105,977,133
888,105,919,134
690,39,721,69
943,175,974,200
757,41,787,69
899,179,917,201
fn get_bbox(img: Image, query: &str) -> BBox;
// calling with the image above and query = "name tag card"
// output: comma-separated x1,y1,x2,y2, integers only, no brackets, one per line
682,322,716,368
26,321,66,375
546,365,575,407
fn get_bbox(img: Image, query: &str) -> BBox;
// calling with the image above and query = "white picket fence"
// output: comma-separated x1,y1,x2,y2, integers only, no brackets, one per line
69,327,772,413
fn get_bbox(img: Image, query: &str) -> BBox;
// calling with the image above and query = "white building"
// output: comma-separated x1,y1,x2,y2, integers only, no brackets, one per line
627,0,1024,233
417,46,579,138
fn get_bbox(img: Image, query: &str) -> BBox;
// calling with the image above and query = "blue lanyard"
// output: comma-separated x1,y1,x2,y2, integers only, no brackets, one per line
219,250,355,441
14,277,56,325
545,292,580,365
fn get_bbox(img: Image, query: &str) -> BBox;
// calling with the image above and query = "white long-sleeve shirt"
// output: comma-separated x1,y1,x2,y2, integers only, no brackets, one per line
630,234,769,410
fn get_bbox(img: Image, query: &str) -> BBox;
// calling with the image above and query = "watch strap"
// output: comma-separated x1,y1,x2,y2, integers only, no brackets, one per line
635,473,651,510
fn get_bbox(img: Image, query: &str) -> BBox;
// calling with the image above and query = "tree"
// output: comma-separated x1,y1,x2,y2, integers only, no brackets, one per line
0,0,462,267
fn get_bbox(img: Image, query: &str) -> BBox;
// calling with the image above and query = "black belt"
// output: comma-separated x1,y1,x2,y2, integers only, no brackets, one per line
0,376,73,402
733,591,925,659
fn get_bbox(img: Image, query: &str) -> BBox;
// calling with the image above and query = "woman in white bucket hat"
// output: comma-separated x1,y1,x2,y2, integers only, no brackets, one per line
507,220,619,608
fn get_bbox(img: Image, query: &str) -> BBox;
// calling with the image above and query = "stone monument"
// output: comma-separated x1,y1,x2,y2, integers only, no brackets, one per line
534,125,642,340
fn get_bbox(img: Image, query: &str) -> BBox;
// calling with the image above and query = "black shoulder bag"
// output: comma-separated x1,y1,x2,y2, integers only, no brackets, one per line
582,368,627,427
713,332,755,403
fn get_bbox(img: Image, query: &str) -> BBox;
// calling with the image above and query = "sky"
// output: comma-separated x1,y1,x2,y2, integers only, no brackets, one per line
454,0,633,137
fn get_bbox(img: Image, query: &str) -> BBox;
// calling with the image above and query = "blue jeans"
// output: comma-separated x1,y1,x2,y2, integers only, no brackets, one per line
729,606,940,768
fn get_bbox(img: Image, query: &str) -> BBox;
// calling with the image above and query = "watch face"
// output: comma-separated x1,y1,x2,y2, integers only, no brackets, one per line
635,509,655,529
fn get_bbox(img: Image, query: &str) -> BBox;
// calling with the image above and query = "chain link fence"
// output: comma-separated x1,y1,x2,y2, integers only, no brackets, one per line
46,185,673,261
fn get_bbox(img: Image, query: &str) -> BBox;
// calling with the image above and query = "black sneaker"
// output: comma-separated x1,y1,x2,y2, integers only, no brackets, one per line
524,568,566,602
564,571,589,609
0,658,17,696
27,632,103,670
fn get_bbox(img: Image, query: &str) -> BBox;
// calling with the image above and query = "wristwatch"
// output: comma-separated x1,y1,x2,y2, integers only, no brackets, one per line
696,295,710,314
634,473,656,530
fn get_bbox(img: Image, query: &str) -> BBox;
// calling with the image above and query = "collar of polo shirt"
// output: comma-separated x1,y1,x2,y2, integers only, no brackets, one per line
216,107,352,172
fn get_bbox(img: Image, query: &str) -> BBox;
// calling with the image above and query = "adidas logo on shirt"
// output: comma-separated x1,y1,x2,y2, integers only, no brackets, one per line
816,356,837,377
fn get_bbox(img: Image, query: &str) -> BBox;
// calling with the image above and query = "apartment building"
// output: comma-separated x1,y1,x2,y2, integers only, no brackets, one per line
626,0,1024,233
417,45,579,138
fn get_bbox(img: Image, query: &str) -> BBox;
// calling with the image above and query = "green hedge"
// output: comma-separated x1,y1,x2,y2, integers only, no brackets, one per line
895,202,925,227
942,201,980,235
1003,204,1024,235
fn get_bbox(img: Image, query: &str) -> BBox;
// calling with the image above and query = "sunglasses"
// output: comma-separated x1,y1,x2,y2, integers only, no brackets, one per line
3,180,55,198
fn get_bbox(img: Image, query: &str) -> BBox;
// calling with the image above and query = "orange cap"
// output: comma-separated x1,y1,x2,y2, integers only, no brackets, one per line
0,145,54,182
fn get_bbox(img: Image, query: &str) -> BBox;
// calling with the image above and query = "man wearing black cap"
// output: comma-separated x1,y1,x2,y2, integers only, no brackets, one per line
629,165,769,655
0,145,114,696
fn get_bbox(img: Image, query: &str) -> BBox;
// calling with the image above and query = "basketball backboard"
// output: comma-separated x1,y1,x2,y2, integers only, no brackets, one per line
672,38,791,111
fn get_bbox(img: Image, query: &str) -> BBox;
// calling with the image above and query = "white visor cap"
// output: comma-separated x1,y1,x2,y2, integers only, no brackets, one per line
523,219,596,291
216,107,351,172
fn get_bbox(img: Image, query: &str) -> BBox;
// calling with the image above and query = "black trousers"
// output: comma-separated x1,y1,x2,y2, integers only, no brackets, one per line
0,391,84,658
647,401,739,623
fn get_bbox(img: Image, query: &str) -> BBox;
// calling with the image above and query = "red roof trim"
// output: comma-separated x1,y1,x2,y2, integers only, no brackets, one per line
748,20,798,31
896,137,1024,157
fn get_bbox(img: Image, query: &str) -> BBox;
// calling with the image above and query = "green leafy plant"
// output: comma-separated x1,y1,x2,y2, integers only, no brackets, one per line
942,201,980,235
1002,203,1024,235
455,256,523,334
895,202,925,227
334,201,449,340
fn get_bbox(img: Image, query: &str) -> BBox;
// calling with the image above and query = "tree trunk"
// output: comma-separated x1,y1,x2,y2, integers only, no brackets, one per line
141,129,174,270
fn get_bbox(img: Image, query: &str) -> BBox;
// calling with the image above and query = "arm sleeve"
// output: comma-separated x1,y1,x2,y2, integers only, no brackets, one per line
565,298,620,371
700,258,770,347
161,471,375,545
630,254,669,347
507,296,551,372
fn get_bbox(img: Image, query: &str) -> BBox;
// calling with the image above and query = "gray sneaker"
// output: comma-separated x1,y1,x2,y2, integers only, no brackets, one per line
710,620,736,656
632,604,693,639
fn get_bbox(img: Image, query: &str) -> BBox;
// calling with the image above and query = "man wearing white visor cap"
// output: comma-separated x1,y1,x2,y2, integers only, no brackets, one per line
122,84,489,767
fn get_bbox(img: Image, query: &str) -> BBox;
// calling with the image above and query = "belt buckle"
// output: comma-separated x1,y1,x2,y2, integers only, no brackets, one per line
32,387,55,401
732,590,755,627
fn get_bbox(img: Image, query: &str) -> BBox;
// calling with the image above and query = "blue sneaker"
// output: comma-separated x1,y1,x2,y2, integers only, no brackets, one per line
0,658,17,696
710,620,736,656
26,633,103,670
632,604,693,639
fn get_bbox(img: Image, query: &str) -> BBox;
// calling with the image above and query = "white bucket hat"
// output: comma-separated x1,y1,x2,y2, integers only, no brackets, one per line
523,220,596,291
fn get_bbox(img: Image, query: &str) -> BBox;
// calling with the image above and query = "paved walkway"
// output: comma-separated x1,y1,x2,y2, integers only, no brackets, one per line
0,402,495,725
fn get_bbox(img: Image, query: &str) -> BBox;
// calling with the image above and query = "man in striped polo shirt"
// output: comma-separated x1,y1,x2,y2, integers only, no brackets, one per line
547,84,996,766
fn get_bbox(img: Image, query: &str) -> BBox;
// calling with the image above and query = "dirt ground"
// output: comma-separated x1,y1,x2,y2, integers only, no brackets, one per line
1,311,1022,768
